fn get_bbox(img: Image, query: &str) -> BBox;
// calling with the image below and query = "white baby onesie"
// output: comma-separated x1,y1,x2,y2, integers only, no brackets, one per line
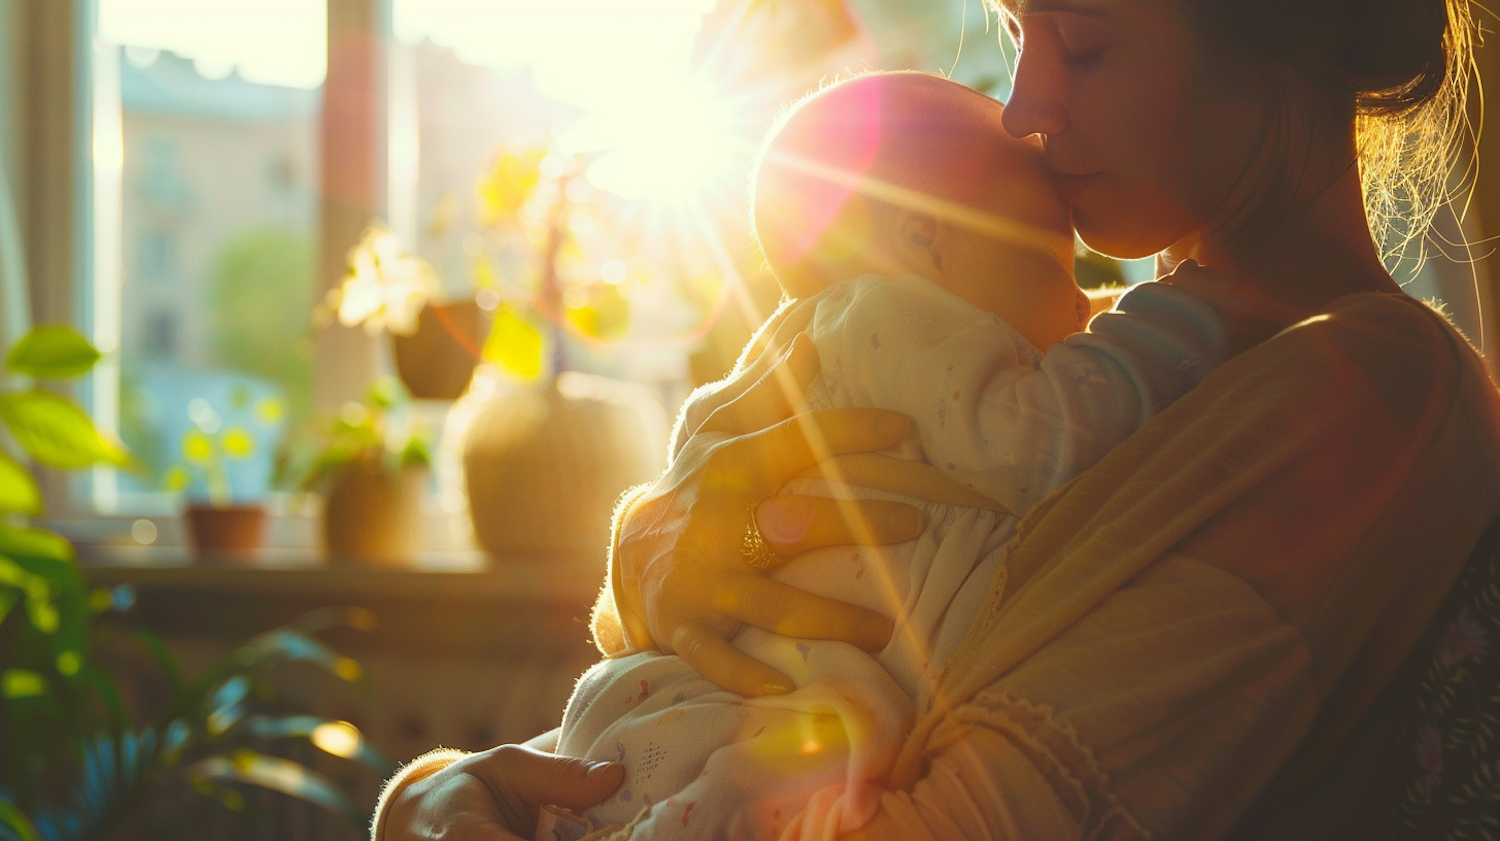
542,274,1229,841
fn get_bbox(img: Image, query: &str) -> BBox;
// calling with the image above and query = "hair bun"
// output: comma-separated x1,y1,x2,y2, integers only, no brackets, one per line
1331,0,1450,113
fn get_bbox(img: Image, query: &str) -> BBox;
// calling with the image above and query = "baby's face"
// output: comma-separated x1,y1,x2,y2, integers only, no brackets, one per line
936,138,1087,351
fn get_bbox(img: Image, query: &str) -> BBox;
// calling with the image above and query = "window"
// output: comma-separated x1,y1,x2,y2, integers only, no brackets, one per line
94,0,324,514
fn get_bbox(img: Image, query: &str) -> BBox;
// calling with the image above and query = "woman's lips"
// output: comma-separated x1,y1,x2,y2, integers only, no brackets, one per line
1052,171,1101,201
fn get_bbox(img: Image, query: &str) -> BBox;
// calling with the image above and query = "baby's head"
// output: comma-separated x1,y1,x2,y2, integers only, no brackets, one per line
752,71,1088,350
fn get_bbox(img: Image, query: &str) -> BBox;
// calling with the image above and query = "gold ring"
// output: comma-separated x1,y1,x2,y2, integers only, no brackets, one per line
740,503,785,570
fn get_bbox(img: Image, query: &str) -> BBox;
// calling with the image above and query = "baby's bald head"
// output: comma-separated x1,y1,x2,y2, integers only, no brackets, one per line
751,71,1071,299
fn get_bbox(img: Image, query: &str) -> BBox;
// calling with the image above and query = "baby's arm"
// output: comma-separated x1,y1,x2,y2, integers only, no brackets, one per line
808,275,1228,513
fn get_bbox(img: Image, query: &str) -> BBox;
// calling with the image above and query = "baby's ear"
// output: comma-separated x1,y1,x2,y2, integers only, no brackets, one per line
900,212,938,250
889,210,944,275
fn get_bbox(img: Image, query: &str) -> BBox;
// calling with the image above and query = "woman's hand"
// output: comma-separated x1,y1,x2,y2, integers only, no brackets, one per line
613,302,924,698
381,746,623,841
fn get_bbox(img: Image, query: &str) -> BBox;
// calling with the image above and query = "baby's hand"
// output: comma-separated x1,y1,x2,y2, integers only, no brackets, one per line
1160,259,1285,356
1160,259,1244,319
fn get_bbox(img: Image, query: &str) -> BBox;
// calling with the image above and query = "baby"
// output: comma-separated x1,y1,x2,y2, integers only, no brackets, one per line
541,72,1229,841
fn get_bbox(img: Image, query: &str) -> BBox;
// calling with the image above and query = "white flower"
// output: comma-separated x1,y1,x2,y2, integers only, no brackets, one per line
332,224,442,336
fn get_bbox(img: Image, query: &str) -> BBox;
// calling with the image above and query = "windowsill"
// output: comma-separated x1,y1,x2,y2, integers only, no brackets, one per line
74,541,607,605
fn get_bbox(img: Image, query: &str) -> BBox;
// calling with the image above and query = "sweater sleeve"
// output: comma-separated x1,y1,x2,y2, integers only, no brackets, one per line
809,277,1227,514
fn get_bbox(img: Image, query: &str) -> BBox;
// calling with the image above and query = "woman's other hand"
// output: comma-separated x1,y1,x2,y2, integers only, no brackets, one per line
614,312,923,698
382,746,623,841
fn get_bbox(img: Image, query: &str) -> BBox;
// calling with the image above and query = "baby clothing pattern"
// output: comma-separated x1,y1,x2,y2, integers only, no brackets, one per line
542,275,1229,841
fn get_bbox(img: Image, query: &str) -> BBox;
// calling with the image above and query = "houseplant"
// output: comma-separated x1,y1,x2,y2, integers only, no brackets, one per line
162,388,286,555
0,326,385,840
455,150,668,560
291,377,431,565
324,223,486,401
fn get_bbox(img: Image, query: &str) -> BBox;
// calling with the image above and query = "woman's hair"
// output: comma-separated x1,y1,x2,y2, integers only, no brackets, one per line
1190,0,1478,263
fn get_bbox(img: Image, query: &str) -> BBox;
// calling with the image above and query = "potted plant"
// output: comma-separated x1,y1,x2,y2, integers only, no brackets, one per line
0,326,386,840
292,377,431,565
163,388,286,556
324,223,488,400
453,150,670,561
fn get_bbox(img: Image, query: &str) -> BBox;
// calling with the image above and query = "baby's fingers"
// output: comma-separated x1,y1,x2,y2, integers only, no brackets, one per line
673,620,797,696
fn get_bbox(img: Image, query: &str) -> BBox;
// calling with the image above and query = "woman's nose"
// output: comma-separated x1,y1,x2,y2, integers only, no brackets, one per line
1001,37,1069,138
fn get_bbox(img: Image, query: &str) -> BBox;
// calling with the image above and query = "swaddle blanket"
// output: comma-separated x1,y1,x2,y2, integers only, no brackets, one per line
540,275,1227,841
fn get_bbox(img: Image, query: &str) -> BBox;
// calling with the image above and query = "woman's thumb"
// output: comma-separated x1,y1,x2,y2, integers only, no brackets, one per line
467,746,624,811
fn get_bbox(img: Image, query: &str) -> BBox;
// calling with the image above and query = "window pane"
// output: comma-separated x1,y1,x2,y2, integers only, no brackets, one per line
95,0,325,511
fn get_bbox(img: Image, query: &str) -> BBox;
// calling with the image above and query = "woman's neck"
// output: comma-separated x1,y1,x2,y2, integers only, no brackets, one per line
1158,130,1403,319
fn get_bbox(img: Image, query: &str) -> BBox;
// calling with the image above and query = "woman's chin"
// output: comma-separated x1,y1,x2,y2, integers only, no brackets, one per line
1073,214,1175,262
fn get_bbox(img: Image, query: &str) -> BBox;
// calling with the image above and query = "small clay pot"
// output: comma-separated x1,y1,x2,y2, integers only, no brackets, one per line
391,300,487,400
185,504,267,556
322,461,426,565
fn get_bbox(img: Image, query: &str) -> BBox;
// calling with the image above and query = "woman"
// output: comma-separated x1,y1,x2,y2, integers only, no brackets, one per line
378,0,1500,836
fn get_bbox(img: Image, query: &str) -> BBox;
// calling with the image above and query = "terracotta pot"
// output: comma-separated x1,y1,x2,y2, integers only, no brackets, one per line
322,461,427,565
185,504,267,555
391,300,487,400
463,373,667,561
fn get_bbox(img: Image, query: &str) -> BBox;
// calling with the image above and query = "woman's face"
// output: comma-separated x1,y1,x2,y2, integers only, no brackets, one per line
997,0,1272,259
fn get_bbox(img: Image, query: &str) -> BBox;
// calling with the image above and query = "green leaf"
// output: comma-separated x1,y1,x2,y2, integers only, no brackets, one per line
0,522,74,562
0,450,41,514
189,750,362,823
0,555,60,633
0,796,41,841
0,390,131,468
5,324,101,379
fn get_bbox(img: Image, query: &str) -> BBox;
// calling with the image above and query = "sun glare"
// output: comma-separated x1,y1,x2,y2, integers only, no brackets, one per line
570,74,740,201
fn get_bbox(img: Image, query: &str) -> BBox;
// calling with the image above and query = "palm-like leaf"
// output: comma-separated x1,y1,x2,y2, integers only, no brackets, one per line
187,750,361,825
4,607,380,841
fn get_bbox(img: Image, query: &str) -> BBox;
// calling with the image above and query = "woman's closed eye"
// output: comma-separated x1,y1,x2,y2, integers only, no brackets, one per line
1054,19,1108,68
1004,14,1108,71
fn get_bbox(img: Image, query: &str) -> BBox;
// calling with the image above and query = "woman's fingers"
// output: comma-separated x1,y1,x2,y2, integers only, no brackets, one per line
673,620,797,696
712,574,893,650
755,495,923,556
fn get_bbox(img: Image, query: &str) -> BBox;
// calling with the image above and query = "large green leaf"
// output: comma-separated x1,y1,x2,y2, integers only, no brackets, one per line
0,390,130,468
5,324,101,379
189,750,361,823
0,796,41,841
0,450,40,514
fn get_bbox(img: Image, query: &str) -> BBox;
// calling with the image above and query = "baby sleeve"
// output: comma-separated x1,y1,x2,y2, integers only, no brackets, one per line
807,276,1228,514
